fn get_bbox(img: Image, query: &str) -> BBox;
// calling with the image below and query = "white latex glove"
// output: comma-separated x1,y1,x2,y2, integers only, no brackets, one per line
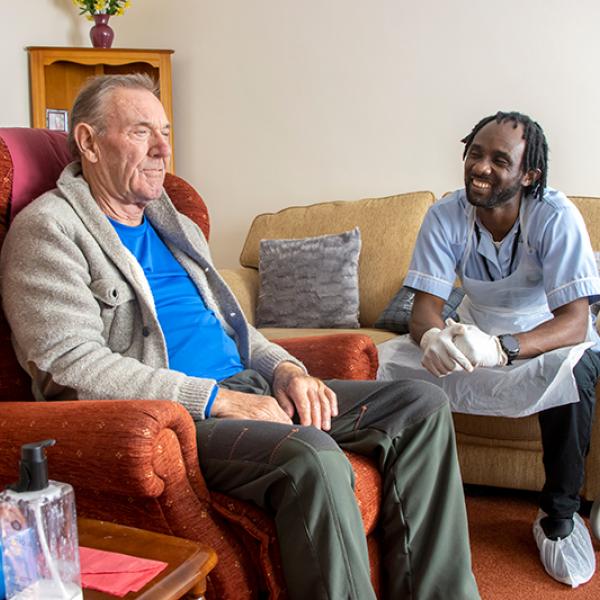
420,325,474,377
450,320,508,367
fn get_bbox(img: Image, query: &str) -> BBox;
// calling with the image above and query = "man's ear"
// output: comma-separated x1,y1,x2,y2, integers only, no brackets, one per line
74,123,99,163
521,168,541,187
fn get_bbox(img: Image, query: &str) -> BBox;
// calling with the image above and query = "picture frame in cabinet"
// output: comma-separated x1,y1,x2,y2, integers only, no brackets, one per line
46,109,69,133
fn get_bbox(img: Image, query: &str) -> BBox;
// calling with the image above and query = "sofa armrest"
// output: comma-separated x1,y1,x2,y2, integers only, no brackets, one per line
219,267,259,325
0,399,209,502
276,333,379,380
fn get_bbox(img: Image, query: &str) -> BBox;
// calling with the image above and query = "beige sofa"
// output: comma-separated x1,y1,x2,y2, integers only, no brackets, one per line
220,191,600,501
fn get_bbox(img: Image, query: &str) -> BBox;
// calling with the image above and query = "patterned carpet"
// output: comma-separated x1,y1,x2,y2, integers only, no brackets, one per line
466,486,600,599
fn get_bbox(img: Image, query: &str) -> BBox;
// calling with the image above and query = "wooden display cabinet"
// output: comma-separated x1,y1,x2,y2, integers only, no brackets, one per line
27,47,175,171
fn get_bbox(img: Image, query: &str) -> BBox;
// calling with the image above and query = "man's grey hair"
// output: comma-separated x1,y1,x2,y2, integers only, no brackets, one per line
67,73,159,157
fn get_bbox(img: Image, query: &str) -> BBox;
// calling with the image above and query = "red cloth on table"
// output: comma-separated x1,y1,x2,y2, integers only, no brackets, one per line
79,546,168,597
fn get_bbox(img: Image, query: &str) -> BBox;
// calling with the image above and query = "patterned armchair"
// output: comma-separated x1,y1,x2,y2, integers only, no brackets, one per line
0,128,382,599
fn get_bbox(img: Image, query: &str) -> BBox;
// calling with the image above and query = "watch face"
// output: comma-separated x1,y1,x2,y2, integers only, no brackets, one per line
500,334,519,355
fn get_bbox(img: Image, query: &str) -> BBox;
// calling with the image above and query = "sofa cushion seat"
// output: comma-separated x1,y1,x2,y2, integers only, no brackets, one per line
453,413,542,443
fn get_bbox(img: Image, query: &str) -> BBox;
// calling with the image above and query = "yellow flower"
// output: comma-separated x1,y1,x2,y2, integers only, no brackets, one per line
73,0,131,17
86,14,94,20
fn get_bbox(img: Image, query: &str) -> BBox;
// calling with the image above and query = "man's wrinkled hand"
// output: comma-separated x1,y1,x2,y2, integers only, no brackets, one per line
210,388,293,424
420,322,474,377
272,362,338,430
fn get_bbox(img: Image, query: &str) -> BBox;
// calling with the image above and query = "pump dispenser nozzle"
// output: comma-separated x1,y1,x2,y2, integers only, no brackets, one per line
10,438,56,493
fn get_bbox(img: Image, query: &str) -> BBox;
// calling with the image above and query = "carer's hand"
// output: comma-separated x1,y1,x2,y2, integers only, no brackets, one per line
210,388,293,424
420,321,474,377
451,321,508,367
272,362,338,430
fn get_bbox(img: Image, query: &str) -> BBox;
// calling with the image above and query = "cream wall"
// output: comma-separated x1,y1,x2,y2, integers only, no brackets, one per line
3,1,600,267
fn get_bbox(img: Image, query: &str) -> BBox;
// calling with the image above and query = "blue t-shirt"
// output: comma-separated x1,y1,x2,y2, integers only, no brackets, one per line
109,216,244,390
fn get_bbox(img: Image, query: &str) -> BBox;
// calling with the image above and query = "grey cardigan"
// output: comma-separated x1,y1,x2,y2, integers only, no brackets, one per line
0,163,303,419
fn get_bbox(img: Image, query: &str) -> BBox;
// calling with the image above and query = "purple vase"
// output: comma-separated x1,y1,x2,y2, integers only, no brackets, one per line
90,14,114,49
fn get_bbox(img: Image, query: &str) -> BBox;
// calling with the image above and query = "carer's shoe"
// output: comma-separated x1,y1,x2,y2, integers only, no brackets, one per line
533,510,595,587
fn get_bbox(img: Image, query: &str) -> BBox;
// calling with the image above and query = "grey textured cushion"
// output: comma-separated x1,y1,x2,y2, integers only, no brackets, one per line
256,228,361,328
374,286,465,333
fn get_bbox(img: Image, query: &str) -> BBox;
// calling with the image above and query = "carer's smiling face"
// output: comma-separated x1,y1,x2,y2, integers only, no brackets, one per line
464,120,527,209
94,87,171,207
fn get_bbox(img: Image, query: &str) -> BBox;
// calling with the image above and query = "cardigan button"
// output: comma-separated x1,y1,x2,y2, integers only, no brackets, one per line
142,326,151,337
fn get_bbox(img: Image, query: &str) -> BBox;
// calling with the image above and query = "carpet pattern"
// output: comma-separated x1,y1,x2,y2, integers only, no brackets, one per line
466,488,600,599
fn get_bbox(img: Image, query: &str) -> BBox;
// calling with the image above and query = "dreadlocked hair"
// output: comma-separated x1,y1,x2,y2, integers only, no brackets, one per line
461,111,548,201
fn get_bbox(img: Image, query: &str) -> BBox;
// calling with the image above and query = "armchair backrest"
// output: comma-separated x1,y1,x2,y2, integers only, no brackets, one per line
0,127,211,401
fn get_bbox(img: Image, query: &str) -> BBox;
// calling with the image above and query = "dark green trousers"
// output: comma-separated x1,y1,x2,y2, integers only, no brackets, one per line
195,371,480,600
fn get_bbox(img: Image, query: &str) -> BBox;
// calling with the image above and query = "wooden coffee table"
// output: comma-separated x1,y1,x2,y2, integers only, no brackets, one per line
78,518,218,600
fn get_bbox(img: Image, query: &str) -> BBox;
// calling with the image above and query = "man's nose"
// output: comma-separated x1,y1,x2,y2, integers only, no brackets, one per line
470,157,492,175
149,132,171,157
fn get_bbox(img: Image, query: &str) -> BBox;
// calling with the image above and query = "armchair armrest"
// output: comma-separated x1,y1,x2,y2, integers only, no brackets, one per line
0,399,274,597
277,333,379,380
219,267,259,325
0,399,209,503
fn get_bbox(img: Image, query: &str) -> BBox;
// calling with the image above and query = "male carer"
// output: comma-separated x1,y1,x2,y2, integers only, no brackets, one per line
0,74,480,600
378,111,600,588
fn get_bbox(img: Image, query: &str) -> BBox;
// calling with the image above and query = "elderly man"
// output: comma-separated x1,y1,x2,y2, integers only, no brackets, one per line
378,111,600,588
0,74,479,600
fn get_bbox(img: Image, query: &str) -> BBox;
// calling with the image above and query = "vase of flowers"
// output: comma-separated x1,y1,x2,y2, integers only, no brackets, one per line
72,0,132,49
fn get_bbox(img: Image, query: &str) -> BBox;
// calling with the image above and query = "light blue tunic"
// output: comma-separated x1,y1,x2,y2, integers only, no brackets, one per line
377,188,600,417
405,188,600,311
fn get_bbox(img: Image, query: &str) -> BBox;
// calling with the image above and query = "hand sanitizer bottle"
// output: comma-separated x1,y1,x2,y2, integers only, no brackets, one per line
0,536,5,600
0,440,82,600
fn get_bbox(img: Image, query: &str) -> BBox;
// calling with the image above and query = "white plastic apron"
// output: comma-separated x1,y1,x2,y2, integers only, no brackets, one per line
377,202,594,418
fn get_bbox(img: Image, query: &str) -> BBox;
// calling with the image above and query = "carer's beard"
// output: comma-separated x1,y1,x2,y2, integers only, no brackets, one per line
465,179,523,209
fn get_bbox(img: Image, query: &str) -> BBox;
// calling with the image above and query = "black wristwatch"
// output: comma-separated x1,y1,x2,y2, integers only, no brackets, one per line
498,334,520,365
